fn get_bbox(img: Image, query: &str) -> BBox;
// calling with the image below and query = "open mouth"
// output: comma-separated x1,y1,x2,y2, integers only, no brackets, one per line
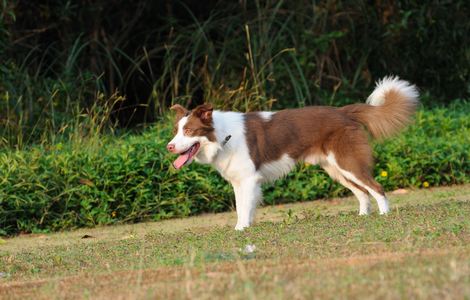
172,142,200,169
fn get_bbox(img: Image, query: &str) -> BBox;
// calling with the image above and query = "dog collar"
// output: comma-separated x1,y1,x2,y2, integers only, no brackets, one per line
221,135,232,146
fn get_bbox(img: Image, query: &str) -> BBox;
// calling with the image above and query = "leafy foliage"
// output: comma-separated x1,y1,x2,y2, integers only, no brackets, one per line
0,103,468,236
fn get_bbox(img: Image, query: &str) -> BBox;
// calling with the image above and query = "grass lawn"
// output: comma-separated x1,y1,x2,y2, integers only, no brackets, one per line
1,184,469,299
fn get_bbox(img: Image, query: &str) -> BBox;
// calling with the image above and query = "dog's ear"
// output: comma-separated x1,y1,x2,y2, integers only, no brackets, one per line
193,103,213,124
170,104,188,120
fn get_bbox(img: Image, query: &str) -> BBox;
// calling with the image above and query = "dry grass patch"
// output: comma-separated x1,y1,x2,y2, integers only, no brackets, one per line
1,184,470,299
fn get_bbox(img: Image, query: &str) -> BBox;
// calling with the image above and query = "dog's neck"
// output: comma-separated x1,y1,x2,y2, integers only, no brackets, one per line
194,111,241,165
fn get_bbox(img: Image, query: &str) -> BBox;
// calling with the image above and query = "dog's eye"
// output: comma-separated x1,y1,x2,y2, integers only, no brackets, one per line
183,128,193,135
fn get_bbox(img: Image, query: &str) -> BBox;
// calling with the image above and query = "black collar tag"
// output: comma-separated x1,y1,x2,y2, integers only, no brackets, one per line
222,135,232,146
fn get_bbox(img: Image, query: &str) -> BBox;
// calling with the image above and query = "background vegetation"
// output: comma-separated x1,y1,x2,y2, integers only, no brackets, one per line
1,103,468,235
0,1,469,235
1,0,469,146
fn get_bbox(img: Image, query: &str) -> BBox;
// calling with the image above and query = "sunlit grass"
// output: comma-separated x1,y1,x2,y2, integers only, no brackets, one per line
1,185,469,299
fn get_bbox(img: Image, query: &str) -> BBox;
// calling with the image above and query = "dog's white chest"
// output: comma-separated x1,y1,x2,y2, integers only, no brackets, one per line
214,151,255,183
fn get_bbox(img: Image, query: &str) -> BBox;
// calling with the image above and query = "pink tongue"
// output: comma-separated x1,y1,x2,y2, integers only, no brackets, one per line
173,152,191,169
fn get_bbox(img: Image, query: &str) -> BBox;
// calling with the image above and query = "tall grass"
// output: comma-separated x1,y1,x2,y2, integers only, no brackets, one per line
1,1,469,149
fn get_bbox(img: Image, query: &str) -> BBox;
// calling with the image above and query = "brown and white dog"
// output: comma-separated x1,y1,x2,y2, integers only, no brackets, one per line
167,76,419,230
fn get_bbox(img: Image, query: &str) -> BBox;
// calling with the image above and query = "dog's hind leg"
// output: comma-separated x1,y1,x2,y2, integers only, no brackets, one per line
349,175,389,215
322,163,371,215
233,177,262,230
325,152,389,214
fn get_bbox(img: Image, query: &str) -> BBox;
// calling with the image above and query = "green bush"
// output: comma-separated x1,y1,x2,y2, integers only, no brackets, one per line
0,103,469,236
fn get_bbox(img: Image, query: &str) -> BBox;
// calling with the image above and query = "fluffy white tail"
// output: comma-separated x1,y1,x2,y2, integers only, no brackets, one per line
341,76,419,140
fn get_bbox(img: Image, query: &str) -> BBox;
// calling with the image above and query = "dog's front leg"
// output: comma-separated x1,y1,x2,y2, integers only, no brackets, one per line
233,177,262,231
233,184,246,230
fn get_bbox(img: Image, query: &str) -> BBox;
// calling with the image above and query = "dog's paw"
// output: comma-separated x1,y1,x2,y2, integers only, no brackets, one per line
235,223,249,231
359,206,371,215
379,207,390,215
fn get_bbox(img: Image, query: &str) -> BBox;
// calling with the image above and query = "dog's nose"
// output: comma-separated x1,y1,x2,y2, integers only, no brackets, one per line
167,143,176,152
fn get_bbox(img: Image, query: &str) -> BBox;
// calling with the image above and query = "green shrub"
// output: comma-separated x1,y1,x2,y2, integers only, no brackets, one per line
0,103,469,235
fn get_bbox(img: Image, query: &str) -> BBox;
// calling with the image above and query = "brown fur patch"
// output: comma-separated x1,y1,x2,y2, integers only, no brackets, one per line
244,108,367,169
170,104,188,121
244,107,392,195
170,104,189,134
183,115,216,142
244,88,416,195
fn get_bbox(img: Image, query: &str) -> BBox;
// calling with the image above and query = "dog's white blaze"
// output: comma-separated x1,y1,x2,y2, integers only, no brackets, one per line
176,116,188,136
168,117,195,152
326,152,389,214
259,111,274,121
367,76,419,106
258,154,296,183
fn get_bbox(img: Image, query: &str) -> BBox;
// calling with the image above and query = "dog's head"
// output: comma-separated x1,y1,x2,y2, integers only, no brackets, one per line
167,103,218,169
